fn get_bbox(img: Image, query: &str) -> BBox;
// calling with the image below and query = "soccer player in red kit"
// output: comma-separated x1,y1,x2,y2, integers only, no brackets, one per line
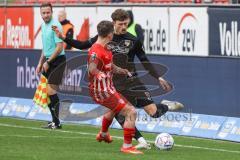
88,20,143,154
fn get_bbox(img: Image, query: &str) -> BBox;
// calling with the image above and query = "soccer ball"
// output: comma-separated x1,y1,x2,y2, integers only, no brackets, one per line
154,133,174,150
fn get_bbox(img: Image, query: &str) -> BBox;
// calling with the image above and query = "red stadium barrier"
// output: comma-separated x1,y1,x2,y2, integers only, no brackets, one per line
176,0,193,3
38,0,58,3
25,0,36,4
79,0,110,3
2,0,233,4
212,0,229,3
127,0,150,3
151,0,175,3
58,0,79,3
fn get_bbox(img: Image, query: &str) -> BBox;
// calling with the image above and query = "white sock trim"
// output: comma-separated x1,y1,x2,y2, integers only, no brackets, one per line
137,137,147,144
123,143,132,148
101,132,107,137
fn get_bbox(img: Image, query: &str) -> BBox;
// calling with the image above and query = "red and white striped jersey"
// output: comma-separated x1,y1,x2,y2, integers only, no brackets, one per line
88,43,116,102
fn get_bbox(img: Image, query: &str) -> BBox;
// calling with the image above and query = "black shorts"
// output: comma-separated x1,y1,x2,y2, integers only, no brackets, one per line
43,55,66,85
115,79,154,108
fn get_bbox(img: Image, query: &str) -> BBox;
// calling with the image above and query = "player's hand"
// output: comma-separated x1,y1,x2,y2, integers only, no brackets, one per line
96,72,106,81
159,77,171,92
118,68,132,76
127,71,132,78
52,25,65,40
43,61,49,73
36,64,42,74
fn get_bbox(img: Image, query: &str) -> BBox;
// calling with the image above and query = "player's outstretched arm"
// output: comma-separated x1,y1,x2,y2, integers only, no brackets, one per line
134,40,172,91
64,35,97,50
134,40,160,79
52,25,97,50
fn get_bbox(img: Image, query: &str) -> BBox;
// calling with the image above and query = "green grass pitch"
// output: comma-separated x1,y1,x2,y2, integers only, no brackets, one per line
0,117,239,160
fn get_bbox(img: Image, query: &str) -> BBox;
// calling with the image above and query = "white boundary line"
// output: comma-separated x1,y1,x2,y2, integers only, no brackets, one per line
0,134,93,139
0,123,239,154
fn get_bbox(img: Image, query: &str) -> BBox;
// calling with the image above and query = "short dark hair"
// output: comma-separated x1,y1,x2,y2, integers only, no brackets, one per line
97,20,114,37
111,9,129,21
40,2,53,12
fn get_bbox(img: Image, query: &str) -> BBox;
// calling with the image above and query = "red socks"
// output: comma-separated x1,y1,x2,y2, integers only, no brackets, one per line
123,128,135,144
101,117,135,146
101,116,113,133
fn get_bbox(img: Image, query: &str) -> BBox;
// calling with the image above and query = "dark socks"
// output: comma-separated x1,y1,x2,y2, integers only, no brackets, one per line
48,94,60,126
151,103,168,118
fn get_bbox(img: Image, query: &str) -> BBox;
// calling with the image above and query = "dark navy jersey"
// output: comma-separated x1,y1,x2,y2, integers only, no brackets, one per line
64,33,160,85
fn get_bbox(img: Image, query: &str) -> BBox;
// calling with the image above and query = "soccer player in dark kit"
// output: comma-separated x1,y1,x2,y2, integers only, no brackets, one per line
53,9,184,149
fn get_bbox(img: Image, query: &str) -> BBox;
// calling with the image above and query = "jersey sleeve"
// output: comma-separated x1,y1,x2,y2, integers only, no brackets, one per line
64,35,97,50
135,40,160,79
135,24,144,44
88,50,103,76
89,50,102,65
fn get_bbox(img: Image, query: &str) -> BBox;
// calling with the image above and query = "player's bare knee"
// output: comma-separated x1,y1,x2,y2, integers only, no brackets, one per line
104,111,115,120
128,106,137,120
130,108,137,117
125,104,136,113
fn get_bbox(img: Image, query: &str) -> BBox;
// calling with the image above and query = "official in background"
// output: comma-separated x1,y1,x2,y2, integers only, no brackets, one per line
58,10,74,50
126,10,144,44
36,3,66,129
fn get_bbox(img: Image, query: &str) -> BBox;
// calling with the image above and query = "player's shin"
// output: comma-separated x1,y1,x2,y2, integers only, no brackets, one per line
123,128,135,148
101,116,113,136
115,114,143,140
151,103,168,118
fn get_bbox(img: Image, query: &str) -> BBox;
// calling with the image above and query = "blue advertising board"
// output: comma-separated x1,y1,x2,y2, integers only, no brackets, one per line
0,49,240,117
209,8,240,57
0,97,9,116
216,117,240,142
1,96,240,142
26,104,52,121
1,98,33,118
134,112,190,135
180,114,226,139
61,103,101,125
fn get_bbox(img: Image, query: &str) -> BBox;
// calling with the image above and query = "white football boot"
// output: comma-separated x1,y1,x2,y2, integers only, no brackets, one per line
161,100,184,111
135,142,151,150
